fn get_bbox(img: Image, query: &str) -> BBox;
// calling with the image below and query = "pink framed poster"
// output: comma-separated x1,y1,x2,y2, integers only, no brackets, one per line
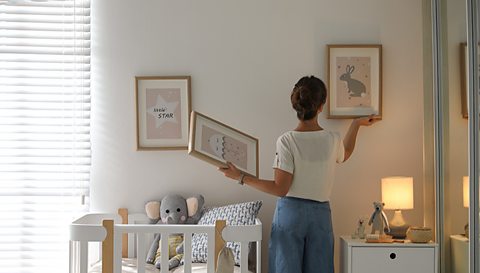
135,76,191,150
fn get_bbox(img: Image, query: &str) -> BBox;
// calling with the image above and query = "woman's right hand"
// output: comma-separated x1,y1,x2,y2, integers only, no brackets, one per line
354,115,381,127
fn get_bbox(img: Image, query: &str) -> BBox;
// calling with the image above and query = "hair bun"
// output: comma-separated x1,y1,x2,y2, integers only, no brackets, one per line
291,86,316,119
290,76,327,120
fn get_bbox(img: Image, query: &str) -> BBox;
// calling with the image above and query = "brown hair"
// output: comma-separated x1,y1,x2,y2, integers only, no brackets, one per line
290,76,327,120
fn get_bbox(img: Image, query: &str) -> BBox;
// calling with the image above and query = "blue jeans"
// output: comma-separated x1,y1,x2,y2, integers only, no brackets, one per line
269,197,334,273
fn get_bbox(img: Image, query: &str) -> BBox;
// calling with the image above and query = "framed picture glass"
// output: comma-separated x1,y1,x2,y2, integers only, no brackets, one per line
135,76,191,150
188,111,259,177
460,43,468,119
327,44,382,119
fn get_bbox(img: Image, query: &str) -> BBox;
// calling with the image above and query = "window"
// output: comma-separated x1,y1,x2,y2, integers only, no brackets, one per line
0,1,91,273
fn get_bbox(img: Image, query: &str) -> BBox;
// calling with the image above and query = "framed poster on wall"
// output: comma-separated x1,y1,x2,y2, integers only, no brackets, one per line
135,76,191,150
460,43,468,119
327,44,382,119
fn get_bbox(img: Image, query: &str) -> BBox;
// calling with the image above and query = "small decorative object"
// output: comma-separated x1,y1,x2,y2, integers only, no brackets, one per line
135,76,191,150
352,217,367,239
382,176,414,239
188,111,259,177
145,194,205,270
357,218,366,239
368,201,390,235
406,227,433,243
327,44,382,119
365,233,393,243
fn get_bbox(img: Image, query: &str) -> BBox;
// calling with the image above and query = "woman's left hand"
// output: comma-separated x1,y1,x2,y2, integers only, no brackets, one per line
218,162,242,181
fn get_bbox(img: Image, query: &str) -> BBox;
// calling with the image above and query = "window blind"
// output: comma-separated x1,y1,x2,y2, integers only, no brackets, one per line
0,1,91,273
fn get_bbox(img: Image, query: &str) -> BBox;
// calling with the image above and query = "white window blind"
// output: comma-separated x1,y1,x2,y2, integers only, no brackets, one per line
0,1,91,273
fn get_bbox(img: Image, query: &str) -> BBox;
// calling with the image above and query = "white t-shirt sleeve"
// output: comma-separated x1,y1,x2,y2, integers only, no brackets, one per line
272,136,294,174
335,132,345,163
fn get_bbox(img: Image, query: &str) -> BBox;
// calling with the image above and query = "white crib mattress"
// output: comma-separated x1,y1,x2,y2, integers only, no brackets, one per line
89,258,253,273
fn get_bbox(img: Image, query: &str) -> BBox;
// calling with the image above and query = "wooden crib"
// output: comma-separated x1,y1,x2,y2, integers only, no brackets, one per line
69,209,262,273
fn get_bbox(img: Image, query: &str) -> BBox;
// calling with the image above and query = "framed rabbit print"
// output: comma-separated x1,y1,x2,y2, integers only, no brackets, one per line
188,111,259,177
327,45,382,119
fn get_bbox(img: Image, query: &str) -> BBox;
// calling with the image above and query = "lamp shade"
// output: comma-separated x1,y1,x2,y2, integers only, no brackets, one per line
463,176,469,208
381,176,414,210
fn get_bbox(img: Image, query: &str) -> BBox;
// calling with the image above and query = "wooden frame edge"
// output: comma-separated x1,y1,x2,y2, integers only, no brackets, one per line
214,220,227,271
118,208,128,258
460,43,468,119
102,220,114,273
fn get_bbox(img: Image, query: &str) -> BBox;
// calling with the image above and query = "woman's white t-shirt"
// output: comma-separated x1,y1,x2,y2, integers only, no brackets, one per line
272,130,345,202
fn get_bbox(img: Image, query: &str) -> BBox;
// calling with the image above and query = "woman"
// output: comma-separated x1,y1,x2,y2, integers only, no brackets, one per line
218,75,379,273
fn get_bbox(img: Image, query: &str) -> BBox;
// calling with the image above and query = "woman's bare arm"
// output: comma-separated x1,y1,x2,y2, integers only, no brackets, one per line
218,162,293,197
343,115,381,161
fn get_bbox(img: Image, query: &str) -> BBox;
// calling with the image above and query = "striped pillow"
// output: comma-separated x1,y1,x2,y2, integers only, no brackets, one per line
190,200,262,265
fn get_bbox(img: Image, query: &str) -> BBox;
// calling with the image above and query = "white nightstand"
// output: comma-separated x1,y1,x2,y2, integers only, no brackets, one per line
340,236,438,273
450,234,468,273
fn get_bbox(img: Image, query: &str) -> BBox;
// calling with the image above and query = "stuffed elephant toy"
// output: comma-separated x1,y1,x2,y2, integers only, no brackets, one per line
145,194,205,270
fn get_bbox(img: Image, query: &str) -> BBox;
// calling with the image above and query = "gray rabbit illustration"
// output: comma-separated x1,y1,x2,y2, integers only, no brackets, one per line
340,65,366,98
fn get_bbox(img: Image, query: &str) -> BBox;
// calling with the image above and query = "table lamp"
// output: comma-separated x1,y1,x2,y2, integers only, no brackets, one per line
463,176,469,237
381,176,414,239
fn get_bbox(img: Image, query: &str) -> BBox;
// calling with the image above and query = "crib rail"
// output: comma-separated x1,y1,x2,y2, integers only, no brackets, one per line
70,213,121,273
116,223,217,273
69,212,262,273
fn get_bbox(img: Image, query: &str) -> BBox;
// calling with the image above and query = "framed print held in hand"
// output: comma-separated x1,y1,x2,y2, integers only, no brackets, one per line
135,76,191,150
188,111,259,177
327,44,382,119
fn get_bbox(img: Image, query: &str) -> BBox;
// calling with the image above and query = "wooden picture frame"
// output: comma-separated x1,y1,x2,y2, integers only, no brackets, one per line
188,111,259,177
327,44,382,119
135,76,191,150
460,43,468,119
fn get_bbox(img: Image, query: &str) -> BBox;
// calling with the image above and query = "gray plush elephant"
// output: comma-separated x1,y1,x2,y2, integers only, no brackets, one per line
145,194,205,270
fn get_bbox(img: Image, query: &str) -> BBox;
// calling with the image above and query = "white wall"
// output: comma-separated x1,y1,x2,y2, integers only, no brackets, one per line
91,1,424,272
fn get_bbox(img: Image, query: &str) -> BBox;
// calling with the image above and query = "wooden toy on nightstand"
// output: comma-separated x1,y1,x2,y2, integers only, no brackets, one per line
340,236,438,273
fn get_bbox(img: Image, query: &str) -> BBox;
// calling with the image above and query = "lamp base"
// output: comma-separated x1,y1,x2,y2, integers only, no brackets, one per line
386,224,410,239
385,210,409,239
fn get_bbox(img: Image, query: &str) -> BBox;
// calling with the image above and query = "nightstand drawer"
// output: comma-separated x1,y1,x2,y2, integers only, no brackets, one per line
351,246,435,273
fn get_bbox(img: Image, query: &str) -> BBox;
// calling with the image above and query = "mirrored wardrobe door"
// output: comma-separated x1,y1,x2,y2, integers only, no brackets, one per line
430,0,470,273
466,1,480,273
445,0,469,273
444,0,480,273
